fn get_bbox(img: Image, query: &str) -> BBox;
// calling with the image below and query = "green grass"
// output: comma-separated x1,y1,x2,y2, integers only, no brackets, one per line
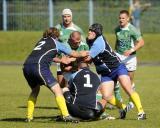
0,65,160,128
0,32,160,63
0,31,42,62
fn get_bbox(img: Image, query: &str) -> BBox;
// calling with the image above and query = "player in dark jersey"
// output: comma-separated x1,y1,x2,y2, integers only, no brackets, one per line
23,27,88,123
62,61,106,120
85,23,146,120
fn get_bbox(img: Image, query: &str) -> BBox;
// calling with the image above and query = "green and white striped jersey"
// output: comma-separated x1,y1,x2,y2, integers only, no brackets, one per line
115,23,142,54
55,22,85,43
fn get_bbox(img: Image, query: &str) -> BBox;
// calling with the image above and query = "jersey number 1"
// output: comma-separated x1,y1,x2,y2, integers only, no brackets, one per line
84,74,93,88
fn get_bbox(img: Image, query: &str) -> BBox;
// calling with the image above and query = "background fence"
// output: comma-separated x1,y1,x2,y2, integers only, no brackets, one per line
0,0,160,33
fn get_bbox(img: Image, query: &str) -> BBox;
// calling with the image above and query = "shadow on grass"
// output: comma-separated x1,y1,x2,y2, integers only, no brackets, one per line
0,116,136,123
0,116,58,123
0,118,26,122
18,106,58,110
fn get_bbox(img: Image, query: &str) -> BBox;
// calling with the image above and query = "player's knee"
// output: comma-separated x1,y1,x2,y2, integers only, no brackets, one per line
95,102,105,117
63,91,73,103
84,110,95,120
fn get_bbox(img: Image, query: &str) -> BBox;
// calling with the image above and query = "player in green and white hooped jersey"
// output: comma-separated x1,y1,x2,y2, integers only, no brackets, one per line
114,10,144,117
55,8,85,44
55,8,86,87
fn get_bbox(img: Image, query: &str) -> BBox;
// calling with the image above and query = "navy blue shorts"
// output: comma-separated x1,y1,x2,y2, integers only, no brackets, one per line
23,64,57,89
101,63,128,83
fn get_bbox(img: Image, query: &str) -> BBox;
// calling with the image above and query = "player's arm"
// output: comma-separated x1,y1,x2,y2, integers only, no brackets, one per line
53,55,76,64
83,56,92,63
124,38,144,56
56,41,89,58
53,56,68,64
124,30,144,56
60,57,77,72
133,38,144,51
69,50,89,58
85,36,105,62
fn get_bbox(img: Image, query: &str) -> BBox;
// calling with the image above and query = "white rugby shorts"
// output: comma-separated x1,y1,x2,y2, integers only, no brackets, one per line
116,52,137,71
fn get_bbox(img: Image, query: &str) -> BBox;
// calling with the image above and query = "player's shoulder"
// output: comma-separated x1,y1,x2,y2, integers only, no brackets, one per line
128,23,138,32
72,23,83,32
72,23,81,29
128,23,142,35
55,23,63,29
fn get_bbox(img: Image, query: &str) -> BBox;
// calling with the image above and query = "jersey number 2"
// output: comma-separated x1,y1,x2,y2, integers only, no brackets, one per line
34,41,46,50
84,74,93,88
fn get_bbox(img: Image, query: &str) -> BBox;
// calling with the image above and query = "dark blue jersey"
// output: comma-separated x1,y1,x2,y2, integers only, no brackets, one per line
23,37,72,88
68,67,100,110
88,35,121,75
24,37,57,65
24,37,72,66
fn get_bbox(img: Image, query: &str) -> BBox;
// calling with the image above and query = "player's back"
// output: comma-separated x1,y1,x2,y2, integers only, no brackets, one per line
69,67,100,109
24,37,57,65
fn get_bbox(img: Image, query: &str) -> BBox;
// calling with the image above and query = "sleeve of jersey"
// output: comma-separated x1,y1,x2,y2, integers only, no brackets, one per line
80,42,89,50
89,36,105,58
56,41,72,55
132,27,142,42
85,43,89,50
68,72,78,87
55,24,61,29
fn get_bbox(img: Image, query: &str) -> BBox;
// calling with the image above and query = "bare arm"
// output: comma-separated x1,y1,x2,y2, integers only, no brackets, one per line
53,56,76,65
69,51,89,58
124,38,144,56
83,56,92,63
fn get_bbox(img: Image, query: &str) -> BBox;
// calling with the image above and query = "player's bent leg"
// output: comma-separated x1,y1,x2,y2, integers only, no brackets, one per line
126,56,137,90
78,108,96,120
106,94,134,119
118,75,133,95
50,83,79,123
128,71,136,90
99,81,114,101
118,75,146,120
114,82,123,102
57,63,66,88
130,92,146,117
95,101,116,120
50,83,69,117
65,102,96,121
83,109,95,120
26,85,40,122
119,101,134,119
63,90,74,103
95,101,106,118
108,95,126,109
107,95,131,119
57,74,66,88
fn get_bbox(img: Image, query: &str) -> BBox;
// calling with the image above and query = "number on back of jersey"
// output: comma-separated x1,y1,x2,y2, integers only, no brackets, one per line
34,41,46,50
84,74,93,88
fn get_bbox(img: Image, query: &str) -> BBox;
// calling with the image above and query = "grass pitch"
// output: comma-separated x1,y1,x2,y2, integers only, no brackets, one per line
0,32,160,63
0,65,160,128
